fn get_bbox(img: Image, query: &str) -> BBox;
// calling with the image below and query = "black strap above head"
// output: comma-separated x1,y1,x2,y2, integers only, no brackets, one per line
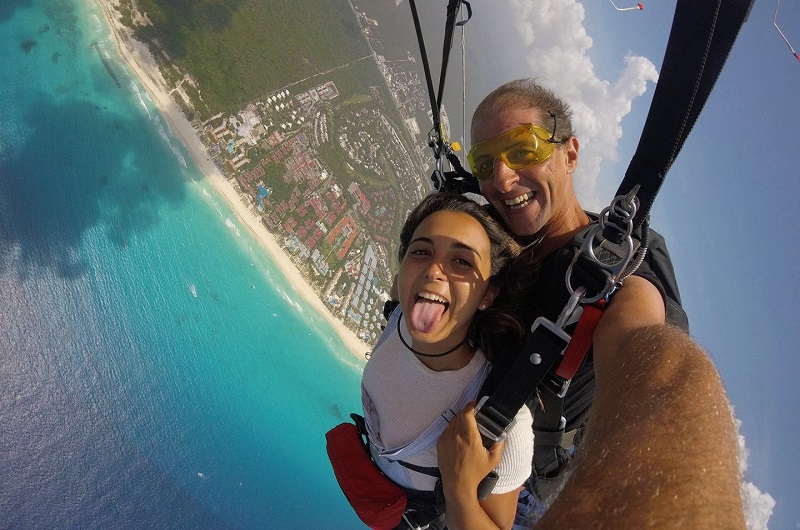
611,0,755,235
408,0,471,146
437,0,472,117
409,0,480,193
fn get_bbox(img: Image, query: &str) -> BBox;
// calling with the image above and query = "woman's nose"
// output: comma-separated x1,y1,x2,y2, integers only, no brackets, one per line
425,260,445,280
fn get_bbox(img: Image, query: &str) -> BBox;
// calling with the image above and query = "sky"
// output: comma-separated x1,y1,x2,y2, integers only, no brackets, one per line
415,0,798,528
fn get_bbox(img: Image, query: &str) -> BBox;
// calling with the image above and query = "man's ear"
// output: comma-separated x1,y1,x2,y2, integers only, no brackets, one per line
565,136,579,175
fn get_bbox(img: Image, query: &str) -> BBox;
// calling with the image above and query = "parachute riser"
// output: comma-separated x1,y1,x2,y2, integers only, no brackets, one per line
409,0,478,193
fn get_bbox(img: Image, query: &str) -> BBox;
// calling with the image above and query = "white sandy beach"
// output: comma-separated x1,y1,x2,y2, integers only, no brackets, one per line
95,0,371,361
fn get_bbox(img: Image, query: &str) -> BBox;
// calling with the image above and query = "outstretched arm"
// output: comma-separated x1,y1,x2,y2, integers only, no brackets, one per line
537,276,745,528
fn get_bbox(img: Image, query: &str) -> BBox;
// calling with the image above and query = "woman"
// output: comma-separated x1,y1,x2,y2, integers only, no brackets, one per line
362,192,533,530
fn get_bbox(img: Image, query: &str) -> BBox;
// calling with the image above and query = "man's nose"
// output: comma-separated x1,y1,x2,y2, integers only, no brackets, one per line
492,158,518,192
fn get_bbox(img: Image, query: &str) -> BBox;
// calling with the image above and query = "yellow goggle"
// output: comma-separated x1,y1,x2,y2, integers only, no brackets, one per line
467,123,558,182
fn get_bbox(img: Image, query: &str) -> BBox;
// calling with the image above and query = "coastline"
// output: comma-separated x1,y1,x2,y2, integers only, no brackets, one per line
94,0,371,362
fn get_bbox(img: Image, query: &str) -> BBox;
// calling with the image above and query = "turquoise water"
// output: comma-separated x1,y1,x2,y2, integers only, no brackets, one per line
0,1,365,528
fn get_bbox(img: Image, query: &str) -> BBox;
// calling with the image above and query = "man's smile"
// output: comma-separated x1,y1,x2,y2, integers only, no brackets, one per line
504,192,536,210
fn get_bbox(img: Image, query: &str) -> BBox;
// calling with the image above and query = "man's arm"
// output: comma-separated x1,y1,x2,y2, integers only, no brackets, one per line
537,276,745,528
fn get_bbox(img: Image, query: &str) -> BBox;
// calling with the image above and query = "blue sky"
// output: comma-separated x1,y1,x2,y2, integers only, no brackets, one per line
421,0,798,527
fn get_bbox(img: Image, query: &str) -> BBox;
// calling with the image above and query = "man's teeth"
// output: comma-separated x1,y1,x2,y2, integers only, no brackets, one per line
505,193,532,209
418,292,447,304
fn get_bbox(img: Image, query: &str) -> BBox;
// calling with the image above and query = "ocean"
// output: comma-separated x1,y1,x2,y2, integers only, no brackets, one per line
0,1,366,528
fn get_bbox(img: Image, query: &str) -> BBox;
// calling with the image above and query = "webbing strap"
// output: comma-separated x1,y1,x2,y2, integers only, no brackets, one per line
437,1,471,118
408,0,437,132
475,319,570,443
408,0,481,192
407,0,470,146
555,301,605,380
532,384,572,476
475,299,604,446
613,0,754,234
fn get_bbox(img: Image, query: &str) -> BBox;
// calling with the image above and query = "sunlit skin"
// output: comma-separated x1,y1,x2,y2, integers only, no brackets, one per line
472,108,589,253
396,210,496,370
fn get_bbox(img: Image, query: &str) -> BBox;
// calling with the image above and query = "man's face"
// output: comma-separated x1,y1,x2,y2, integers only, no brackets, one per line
472,107,578,238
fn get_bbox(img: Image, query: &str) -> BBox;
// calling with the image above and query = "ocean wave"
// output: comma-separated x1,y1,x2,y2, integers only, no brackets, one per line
129,81,152,120
224,218,242,238
278,289,303,313
91,13,103,33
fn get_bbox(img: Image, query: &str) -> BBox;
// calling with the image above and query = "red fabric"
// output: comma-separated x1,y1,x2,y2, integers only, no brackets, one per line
555,301,605,380
325,423,407,530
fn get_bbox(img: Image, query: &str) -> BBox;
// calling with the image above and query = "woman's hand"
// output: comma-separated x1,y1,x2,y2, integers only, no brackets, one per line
436,401,519,530
438,401,505,494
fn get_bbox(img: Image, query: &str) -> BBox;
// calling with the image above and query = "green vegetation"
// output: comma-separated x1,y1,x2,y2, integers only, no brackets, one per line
130,0,371,116
117,3,133,27
324,57,384,101
259,162,292,201
353,1,422,62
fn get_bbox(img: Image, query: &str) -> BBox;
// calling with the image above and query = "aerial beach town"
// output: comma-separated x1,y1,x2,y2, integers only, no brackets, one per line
97,0,442,358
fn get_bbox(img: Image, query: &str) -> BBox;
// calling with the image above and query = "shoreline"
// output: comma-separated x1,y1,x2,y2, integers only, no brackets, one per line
94,0,371,362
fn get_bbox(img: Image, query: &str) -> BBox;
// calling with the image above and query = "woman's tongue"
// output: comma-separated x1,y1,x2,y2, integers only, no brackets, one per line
410,298,446,333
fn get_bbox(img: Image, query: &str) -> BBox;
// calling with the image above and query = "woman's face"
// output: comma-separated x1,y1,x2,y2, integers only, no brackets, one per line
397,210,496,353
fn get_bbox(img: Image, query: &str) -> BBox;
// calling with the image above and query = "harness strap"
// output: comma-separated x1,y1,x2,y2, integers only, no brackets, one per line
408,0,438,134
397,460,441,478
475,320,571,444
531,384,577,477
532,302,604,476
407,0,469,147
554,301,605,381
408,0,480,192
611,0,755,235
475,276,606,447
531,427,578,449
437,0,471,117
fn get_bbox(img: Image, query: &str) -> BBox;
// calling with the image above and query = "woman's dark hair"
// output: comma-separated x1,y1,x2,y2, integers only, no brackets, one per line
397,192,526,360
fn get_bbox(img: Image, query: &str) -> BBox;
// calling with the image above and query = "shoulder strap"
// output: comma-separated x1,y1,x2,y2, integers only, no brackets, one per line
611,0,754,234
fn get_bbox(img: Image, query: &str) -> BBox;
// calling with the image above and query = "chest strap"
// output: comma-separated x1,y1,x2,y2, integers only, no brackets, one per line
476,296,605,475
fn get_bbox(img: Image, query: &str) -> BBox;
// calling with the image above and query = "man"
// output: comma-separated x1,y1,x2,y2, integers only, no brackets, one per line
447,78,745,528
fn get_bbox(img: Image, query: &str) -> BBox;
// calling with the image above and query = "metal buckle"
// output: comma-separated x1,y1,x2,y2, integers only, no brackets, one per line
565,191,639,304
532,314,573,349
402,512,431,530
474,396,516,444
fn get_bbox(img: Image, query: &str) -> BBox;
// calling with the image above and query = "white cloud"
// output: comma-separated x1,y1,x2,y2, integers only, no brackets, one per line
507,0,658,211
736,417,776,530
